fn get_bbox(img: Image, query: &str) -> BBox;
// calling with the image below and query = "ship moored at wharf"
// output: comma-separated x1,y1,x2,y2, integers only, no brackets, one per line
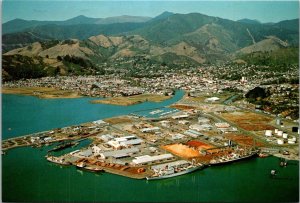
46,155,71,166
47,141,79,153
209,147,259,165
146,160,204,180
75,162,104,172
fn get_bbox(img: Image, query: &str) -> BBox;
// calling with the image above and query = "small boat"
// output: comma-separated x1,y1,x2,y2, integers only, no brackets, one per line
270,170,277,176
280,160,288,167
75,162,86,168
258,153,269,158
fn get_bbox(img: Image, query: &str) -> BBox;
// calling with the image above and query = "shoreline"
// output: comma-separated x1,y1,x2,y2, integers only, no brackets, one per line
2,87,82,99
90,94,171,106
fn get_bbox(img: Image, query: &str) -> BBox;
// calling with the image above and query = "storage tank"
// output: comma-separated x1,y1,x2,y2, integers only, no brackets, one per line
277,139,284,145
282,133,288,139
265,130,272,137
277,131,283,136
276,118,281,125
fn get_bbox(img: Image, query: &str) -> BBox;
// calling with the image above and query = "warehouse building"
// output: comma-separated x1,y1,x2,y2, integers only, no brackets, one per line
132,154,173,165
99,147,140,159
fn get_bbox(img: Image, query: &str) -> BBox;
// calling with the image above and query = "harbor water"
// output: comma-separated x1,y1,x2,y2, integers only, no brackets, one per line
2,92,299,202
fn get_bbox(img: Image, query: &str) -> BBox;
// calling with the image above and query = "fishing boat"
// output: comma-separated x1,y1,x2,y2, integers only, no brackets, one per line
146,164,204,180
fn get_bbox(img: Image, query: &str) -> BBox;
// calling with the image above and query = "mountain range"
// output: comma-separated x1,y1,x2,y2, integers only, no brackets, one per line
2,12,299,81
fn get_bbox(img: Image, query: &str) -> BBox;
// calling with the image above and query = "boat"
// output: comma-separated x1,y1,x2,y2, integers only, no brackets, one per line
75,161,103,172
75,162,86,168
271,170,277,176
46,155,70,166
280,159,288,167
83,166,104,173
146,164,204,180
209,149,259,165
258,152,269,158
47,141,78,152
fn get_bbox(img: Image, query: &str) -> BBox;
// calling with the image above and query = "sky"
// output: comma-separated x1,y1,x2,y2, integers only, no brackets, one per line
2,1,299,23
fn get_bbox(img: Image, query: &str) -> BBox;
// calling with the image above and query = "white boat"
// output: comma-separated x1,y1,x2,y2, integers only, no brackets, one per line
146,164,204,180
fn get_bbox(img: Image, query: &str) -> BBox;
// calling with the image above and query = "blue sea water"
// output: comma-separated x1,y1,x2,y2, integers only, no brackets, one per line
2,90,184,139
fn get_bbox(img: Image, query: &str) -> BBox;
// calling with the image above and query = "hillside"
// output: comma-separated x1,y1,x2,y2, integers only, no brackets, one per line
237,47,299,68
2,32,53,53
3,15,152,34
2,12,299,81
3,12,298,54
236,36,289,54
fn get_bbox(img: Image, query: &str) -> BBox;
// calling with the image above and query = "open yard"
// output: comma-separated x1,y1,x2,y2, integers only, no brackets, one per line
221,111,274,131
224,133,265,147
162,143,200,158
186,140,214,150
103,116,133,124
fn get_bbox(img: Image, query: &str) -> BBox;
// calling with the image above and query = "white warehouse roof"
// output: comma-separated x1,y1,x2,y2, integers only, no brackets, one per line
132,154,173,165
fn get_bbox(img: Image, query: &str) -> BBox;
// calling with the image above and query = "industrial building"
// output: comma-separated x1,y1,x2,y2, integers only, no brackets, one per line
132,154,174,165
99,147,140,159
184,129,203,138
172,114,189,120
205,97,220,102
140,127,160,133
92,120,108,126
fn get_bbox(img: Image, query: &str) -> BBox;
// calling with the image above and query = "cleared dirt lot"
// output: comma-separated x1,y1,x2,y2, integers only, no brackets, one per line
104,117,133,124
221,111,274,131
186,140,213,150
162,143,200,158
170,104,196,110
224,133,265,147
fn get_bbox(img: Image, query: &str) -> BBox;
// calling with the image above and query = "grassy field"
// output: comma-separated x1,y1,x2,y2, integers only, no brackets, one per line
91,94,171,106
2,87,81,99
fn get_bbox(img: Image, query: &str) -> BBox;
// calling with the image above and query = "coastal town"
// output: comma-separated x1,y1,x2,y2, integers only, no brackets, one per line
2,1,299,202
2,81,299,179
